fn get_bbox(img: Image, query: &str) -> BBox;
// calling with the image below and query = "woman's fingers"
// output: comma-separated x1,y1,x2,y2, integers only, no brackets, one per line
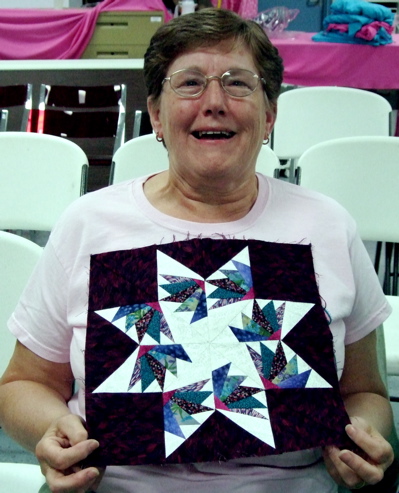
40,437,99,472
324,445,362,488
45,465,100,493
55,414,90,446
345,421,394,470
323,417,394,489
35,414,102,492
338,449,384,486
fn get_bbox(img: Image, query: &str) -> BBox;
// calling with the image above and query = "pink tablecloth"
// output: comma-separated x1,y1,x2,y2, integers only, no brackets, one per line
0,0,172,60
272,31,399,90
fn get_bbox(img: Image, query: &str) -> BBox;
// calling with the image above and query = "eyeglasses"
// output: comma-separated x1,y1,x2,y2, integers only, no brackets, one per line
162,68,266,98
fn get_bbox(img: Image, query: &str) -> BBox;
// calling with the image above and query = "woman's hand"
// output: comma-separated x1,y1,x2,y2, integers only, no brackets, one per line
36,414,103,493
323,416,394,489
0,344,103,492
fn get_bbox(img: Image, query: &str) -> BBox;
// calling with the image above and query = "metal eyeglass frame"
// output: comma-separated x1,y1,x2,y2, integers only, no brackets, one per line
162,68,267,98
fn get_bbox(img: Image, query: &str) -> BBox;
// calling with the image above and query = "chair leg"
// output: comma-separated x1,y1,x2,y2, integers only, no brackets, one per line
393,243,399,296
288,158,298,184
374,241,382,275
384,242,394,295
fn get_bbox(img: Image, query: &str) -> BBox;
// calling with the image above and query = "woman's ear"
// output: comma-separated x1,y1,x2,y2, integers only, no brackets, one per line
264,103,277,141
147,96,162,137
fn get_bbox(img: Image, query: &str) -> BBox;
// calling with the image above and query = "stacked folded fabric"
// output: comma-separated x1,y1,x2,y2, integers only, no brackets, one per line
312,0,394,46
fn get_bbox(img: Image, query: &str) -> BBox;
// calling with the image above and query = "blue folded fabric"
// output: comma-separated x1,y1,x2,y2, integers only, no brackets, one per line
312,0,394,46
330,0,394,22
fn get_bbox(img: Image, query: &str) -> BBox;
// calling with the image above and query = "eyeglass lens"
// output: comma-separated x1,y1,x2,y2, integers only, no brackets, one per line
168,69,261,97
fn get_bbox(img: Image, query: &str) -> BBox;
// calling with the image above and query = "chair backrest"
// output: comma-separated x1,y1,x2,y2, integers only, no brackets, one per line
297,136,399,243
256,145,281,178
0,84,33,132
36,83,126,159
110,133,169,184
109,134,281,185
272,86,392,160
0,132,89,230
0,232,43,376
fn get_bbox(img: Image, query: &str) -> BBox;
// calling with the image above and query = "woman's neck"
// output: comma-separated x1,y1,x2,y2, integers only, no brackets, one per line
143,170,259,223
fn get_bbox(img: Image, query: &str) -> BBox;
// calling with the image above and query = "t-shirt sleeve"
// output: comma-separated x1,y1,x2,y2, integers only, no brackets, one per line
344,231,392,345
8,238,72,363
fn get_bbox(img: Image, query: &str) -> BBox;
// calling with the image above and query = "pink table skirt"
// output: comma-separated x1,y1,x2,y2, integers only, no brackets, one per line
0,0,258,60
272,31,399,90
0,0,172,60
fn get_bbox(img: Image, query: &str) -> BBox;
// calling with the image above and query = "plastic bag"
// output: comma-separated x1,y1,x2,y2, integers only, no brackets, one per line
253,7,300,37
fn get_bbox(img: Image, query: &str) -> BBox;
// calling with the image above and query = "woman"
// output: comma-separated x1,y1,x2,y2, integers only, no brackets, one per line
0,8,395,493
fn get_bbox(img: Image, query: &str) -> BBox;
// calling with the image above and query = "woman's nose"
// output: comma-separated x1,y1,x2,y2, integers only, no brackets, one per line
201,78,227,113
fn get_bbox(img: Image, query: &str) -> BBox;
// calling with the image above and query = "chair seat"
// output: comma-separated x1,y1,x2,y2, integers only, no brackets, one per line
0,231,43,375
0,462,45,491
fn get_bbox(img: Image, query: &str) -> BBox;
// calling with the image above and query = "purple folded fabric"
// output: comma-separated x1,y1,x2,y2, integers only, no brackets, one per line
356,21,393,41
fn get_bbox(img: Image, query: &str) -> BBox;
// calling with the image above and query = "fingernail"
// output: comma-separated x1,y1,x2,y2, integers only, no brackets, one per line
345,424,356,436
338,450,351,462
88,440,100,452
87,468,100,480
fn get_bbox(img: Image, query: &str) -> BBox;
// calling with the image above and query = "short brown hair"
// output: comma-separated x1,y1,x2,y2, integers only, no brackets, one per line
144,8,283,105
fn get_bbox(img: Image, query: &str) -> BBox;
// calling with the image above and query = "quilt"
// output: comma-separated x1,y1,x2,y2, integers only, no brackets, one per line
85,238,353,465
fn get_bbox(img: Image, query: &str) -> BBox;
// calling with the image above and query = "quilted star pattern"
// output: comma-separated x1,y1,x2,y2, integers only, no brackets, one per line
85,238,352,466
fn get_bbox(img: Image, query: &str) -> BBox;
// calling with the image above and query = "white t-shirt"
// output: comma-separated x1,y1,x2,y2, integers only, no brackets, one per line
9,174,391,493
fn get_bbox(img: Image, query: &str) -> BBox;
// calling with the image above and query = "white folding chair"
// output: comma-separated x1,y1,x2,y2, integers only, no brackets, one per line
298,135,399,380
0,231,42,376
298,136,399,243
271,86,392,182
255,144,281,178
297,137,399,476
109,134,281,185
0,462,45,492
0,132,88,231
109,133,169,184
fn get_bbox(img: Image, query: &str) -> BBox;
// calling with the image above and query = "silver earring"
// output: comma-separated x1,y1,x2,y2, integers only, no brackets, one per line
156,132,163,143
263,136,270,146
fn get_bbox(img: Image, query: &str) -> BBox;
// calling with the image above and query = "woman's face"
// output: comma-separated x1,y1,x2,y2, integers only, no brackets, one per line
148,40,276,182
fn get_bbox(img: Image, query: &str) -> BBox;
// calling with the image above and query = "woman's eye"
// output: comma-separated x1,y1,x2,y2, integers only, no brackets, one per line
228,78,249,87
183,78,202,87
